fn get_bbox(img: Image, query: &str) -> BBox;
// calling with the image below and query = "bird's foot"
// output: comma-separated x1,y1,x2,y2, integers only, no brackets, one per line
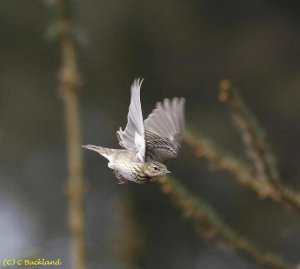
117,178,129,184
114,171,129,184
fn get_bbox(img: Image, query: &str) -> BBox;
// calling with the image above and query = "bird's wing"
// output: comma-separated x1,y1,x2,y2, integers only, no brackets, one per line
116,78,146,162
144,97,185,162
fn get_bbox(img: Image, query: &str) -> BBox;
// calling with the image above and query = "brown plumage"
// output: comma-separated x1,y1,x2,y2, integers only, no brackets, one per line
83,78,185,184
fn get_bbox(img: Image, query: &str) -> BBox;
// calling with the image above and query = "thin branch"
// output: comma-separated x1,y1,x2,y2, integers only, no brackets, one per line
55,1,86,269
157,176,294,269
219,79,279,183
184,130,300,214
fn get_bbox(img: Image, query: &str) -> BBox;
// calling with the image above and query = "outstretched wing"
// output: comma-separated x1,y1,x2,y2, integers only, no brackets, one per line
116,78,145,162
144,98,185,162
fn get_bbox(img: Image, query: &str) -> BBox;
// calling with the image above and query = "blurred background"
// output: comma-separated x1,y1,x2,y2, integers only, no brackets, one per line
0,0,300,268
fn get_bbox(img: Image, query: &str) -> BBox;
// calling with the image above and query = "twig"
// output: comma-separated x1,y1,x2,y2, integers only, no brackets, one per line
219,80,279,183
55,1,86,269
184,130,300,214
157,176,294,269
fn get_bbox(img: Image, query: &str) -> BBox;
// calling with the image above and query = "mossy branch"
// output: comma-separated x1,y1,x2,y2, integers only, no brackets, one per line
157,176,294,269
54,1,86,269
219,80,279,183
184,130,300,214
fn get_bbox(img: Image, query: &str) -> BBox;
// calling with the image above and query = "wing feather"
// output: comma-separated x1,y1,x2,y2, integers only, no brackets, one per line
144,97,185,161
116,78,145,162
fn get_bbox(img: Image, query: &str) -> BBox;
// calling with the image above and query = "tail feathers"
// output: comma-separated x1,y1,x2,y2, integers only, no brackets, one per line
82,145,112,160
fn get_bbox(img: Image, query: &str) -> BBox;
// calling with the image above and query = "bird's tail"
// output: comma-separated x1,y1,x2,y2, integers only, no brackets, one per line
82,145,113,161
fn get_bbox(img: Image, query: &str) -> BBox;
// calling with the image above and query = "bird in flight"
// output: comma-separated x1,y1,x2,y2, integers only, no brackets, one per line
83,78,185,184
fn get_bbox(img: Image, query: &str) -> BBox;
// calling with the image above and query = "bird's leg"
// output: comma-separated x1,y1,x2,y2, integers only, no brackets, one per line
113,170,129,184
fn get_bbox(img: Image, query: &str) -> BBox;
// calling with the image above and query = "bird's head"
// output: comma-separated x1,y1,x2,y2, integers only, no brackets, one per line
144,161,171,178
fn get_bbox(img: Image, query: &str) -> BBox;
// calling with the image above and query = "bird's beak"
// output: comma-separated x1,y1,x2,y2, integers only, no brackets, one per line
166,170,171,174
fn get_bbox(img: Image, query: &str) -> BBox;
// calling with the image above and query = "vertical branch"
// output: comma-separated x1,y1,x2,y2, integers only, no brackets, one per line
55,1,86,269
219,80,279,184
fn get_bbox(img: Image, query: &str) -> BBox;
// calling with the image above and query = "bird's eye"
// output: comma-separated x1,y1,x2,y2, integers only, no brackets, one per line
153,166,158,171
